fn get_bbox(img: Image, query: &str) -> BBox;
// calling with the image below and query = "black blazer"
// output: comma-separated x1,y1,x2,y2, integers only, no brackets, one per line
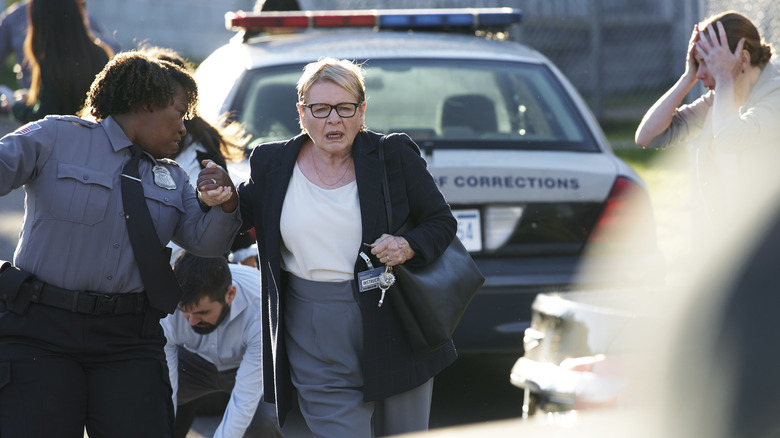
238,130,458,425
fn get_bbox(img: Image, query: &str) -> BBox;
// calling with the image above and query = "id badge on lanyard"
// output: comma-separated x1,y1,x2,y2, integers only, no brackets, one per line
356,251,395,307
357,251,384,293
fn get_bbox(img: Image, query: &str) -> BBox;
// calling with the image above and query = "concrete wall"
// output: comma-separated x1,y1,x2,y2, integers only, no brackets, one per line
88,0,255,61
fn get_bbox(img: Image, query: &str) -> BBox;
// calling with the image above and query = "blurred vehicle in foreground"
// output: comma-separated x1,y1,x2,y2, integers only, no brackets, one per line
510,290,647,418
195,7,663,355
400,137,780,437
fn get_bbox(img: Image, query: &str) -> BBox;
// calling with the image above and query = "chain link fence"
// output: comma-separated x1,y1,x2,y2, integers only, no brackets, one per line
300,0,779,123
9,0,773,124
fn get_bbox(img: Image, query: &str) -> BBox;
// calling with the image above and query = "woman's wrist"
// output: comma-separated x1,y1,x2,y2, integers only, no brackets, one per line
396,237,414,262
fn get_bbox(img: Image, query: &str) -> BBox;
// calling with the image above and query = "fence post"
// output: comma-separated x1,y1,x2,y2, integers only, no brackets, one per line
589,0,603,121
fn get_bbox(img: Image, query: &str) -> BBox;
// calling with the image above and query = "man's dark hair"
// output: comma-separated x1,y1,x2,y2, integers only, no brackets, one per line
84,51,198,121
173,252,232,310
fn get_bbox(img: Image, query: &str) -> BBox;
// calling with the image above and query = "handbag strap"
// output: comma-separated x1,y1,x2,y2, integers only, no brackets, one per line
378,135,394,233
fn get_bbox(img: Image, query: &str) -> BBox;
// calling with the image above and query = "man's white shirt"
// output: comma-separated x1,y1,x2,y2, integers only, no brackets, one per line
162,263,263,438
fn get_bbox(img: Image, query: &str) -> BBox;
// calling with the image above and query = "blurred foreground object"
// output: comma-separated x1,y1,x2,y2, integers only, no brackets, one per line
511,290,649,418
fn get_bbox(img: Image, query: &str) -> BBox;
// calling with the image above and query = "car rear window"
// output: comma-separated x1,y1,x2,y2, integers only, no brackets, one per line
232,59,598,152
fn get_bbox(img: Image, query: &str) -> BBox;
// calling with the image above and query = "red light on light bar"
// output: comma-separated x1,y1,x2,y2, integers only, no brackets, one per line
312,13,376,28
226,11,309,31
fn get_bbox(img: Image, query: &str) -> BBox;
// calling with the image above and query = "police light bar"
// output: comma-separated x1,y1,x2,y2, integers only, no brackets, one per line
226,8,522,33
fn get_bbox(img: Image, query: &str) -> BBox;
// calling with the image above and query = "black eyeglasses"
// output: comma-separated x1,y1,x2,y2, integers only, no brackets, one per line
302,102,361,118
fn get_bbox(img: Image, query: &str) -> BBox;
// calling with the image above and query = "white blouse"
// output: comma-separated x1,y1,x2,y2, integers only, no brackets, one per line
280,162,362,282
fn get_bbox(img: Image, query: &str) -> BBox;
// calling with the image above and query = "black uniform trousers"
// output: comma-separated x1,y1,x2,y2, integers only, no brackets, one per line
0,302,174,438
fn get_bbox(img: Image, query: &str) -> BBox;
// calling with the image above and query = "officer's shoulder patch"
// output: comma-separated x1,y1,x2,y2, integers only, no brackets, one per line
16,121,42,135
46,114,98,128
157,158,181,168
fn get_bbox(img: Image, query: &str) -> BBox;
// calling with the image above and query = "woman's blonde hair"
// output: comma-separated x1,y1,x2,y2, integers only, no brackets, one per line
297,57,366,104
296,57,367,131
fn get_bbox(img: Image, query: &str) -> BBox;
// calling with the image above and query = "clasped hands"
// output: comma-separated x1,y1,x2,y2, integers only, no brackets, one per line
197,160,238,212
369,234,415,267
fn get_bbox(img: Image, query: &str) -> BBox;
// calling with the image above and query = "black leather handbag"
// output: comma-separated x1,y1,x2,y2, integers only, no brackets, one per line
378,136,485,353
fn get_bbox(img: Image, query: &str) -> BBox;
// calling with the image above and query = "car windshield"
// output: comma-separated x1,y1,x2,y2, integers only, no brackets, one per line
232,59,598,151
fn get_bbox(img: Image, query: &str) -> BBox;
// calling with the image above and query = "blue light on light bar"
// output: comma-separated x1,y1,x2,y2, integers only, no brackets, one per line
443,13,475,27
379,12,476,28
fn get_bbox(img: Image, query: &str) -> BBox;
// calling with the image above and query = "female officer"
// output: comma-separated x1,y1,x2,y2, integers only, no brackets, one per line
0,51,240,438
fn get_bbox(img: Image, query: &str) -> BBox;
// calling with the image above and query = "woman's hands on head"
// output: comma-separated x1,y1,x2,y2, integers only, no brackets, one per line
696,21,746,84
684,24,701,82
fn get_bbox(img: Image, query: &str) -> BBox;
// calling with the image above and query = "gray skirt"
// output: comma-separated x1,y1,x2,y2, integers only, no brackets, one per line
284,274,433,438
284,274,372,437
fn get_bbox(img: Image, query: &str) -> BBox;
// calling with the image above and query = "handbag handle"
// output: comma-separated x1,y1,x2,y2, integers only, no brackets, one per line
378,135,394,233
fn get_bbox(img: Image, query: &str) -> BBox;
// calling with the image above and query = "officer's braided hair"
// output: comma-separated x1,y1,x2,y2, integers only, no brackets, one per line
84,51,198,121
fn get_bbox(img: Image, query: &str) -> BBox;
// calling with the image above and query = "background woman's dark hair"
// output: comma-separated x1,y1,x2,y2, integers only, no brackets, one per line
701,11,774,68
23,0,114,111
84,51,198,121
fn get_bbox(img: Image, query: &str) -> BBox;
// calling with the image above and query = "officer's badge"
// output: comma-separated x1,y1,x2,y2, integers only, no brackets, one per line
152,165,176,190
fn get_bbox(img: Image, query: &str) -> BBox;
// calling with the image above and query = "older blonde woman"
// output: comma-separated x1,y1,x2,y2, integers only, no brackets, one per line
237,58,458,437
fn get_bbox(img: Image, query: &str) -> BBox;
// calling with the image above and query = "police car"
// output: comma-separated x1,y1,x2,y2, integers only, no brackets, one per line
195,8,662,354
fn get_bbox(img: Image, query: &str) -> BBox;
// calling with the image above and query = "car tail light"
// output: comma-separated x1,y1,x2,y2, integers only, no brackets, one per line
587,176,656,252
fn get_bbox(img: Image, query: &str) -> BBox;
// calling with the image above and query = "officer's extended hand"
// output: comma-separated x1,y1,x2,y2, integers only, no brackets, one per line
197,160,238,212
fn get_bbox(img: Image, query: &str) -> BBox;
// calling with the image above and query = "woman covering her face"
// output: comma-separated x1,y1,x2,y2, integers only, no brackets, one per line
635,11,780,241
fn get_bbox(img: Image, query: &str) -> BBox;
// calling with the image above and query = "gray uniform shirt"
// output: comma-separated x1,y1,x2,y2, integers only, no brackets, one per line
0,115,241,293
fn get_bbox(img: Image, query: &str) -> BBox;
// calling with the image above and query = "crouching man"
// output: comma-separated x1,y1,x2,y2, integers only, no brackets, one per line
162,251,282,438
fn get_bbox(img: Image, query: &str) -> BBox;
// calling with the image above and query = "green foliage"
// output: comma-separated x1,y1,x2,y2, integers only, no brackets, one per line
1,57,17,88
601,119,640,142
614,147,662,171
601,118,666,175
